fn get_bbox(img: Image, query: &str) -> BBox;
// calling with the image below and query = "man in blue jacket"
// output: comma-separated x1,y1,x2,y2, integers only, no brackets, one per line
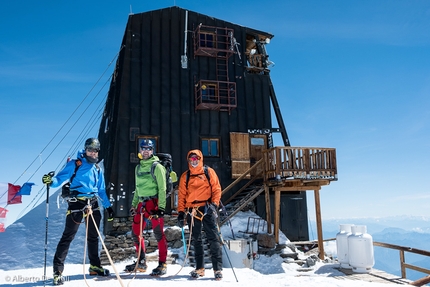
42,138,114,285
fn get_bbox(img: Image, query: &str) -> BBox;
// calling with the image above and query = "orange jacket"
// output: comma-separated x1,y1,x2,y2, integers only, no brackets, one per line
177,149,221,212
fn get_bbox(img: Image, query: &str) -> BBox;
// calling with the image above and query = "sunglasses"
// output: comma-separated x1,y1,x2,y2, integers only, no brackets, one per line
189,156,200,161
86,148,100,153
141,147,153,151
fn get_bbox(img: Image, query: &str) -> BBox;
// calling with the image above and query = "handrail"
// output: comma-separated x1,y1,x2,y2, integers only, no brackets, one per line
223,169,264,205
262,147,337,181
373,241,430,285
318,238,430,285
221,158,264,196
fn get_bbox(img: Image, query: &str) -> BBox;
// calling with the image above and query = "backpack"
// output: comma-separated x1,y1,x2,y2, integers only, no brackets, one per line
61,159,82,198
62,158,100,199
185,165,211,189
137,153,176,196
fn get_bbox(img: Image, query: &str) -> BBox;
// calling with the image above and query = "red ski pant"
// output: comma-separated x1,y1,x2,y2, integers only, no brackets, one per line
131,200,167,263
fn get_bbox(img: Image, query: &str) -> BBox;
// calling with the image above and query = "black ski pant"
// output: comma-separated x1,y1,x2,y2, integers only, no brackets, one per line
53,198,101,273
187,206,223,271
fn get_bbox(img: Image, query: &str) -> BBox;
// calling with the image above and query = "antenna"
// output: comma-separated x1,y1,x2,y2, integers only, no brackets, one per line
129,5,133,15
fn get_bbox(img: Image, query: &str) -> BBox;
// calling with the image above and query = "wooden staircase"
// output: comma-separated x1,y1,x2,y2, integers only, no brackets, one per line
219,159,265,226
220,185,264,226
218,146,338,261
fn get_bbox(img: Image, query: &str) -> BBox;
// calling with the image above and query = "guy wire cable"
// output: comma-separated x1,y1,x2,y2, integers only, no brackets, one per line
12,50,119,187
11,52,119,219
16,100,106,218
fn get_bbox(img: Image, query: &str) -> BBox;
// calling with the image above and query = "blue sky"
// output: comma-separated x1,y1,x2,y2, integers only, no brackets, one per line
1,0,430,226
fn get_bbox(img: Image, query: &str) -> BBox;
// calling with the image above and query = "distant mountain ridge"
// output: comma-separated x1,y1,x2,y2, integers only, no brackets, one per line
310,215,430,237
0,189,87,271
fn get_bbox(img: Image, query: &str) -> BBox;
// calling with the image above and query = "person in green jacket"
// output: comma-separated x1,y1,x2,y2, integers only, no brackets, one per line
124,139,168,276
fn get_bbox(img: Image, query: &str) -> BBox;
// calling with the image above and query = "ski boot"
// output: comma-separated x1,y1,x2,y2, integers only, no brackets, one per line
124,259,147,273
190,268,205,279
53,271,64,285
89,265,110,276
214,270,223,281
150,262,167,276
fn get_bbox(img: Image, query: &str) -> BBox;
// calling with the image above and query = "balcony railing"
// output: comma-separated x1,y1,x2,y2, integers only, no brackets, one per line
194,80,236,113
262,147,338,182
193,24,235,58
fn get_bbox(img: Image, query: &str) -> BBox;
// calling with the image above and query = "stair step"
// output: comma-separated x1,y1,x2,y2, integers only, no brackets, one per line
220,185,265,226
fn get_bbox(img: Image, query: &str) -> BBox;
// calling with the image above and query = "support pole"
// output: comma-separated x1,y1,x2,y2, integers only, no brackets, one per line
274,188,280,244
314,188,324,260
264,185,272,234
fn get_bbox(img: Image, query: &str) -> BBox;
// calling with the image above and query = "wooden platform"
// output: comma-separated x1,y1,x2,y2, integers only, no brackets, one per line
334,267,412,285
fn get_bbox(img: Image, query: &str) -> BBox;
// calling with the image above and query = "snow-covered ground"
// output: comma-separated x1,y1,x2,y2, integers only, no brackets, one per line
0,201,404,286
0,258,404,286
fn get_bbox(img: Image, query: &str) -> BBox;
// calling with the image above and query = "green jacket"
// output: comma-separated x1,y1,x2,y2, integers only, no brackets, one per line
132,155,167,210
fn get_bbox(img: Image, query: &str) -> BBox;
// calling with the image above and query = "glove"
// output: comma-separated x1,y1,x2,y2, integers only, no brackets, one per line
42,174,53,185
156,209,164,218
130,207,137,216
106,207,114,221
177,211,185,228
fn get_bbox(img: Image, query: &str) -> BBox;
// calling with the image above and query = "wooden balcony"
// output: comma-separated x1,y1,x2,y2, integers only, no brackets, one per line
263,146,337,187
221,146,338,260
261,146,337,260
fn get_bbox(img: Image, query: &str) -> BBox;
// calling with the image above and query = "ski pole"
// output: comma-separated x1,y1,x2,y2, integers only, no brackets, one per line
44,171,55,286
220,201,236,240
214,220,238,282
222,244,238,282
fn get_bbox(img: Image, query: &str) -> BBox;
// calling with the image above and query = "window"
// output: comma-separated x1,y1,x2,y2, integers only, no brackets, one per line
250,137,265,146
201,83,217,102
201,138,220,157
199,33,215,48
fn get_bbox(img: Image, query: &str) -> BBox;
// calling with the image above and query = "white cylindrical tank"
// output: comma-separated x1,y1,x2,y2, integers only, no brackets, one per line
348,225,374,273
336,224,353,268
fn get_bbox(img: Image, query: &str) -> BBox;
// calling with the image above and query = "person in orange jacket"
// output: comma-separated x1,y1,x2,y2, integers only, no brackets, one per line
177,149,223,280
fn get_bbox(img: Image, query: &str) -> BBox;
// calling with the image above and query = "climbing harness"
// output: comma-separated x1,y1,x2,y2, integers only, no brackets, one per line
66,197,100,224
189,206,205,221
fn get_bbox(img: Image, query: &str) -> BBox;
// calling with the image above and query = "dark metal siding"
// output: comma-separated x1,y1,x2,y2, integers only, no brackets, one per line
98,6,308,240
256,193,310,241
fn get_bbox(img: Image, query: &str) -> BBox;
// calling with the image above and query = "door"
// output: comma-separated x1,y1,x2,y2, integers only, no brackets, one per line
230,132,250,179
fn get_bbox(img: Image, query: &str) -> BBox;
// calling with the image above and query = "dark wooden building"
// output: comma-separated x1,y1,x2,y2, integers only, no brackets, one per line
97,6,309,241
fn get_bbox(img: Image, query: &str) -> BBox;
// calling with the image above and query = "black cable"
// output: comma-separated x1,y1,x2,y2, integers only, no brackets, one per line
10,49,120,219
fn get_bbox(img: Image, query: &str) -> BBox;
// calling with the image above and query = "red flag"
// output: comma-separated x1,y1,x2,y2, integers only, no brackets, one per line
0,207,8,232
8,183,22,204
0,207,7,217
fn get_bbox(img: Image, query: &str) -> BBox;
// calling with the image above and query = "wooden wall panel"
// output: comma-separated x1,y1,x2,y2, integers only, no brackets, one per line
230,132,250,178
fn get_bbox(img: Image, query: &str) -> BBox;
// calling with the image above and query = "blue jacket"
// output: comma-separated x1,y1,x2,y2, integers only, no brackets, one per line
50,149,111,208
